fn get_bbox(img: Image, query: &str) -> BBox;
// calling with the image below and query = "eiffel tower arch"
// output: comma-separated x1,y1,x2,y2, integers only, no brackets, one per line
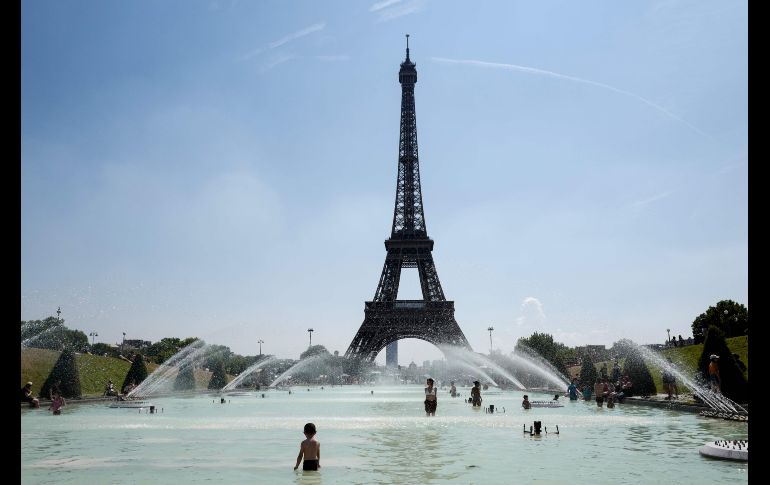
345,36,472,363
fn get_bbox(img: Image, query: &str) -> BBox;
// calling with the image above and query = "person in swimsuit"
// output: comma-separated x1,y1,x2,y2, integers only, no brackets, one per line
521,395,531,409
424,378,437,416
470,381,482,407
294,422,320,471
49,391,65,415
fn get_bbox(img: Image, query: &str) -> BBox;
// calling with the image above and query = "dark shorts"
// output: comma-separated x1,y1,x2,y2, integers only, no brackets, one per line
471,398,481,406
709,374,719,384
424,399,437,414
596,396,604,404
303,459,318,471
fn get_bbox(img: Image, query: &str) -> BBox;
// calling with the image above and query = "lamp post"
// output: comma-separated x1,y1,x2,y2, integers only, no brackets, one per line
487,326,494,353
56,306,61,324
666,328,670,345
122,332,126,352
89,331,98,346
307,328,314,348
258,339,264,356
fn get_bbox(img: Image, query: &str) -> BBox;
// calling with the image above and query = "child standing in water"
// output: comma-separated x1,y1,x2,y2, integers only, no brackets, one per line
424,378,437,416
294,423,320,471
49,391,65,415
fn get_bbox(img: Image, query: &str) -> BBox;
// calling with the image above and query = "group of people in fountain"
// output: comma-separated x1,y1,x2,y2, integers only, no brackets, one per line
553,358,634,409
423,379,484,416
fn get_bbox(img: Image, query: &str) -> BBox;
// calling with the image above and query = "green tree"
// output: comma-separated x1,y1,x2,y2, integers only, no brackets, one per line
39,349,82,399
516,332,570,376
610,339,636,359
91,342,120,357
173,364,196,391
122,354,149,392
145,337,202,364
208,359,228,390
578,353,598,389
21,318,89,352
622,349,656,397
691,300,748,343
300,345,330,360
698,326,749,403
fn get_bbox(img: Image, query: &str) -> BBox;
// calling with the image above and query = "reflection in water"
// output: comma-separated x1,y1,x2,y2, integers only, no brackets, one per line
295,469,322,485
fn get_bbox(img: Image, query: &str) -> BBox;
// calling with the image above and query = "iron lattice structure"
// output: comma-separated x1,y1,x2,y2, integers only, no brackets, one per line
345,38,472,362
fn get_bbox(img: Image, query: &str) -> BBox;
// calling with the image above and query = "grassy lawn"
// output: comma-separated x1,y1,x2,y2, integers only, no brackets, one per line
20,348,221,398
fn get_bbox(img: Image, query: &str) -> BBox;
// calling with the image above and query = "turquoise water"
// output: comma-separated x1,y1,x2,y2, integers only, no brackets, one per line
21,386,748,484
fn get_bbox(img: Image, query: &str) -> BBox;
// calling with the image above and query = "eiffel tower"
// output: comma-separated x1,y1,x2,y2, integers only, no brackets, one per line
345,36,472,363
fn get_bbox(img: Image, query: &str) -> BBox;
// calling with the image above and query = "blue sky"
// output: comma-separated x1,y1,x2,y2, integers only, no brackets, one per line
21,0,747,364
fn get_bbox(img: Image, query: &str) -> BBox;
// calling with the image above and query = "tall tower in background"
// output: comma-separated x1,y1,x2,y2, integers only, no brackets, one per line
345,36,472,362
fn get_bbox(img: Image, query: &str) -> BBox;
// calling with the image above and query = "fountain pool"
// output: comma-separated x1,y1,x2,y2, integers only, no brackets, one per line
21,386,747,484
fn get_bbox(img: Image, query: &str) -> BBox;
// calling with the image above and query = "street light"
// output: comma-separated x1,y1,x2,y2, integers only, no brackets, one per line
56,306,61,323
666,328,671,344
487,326,494,353
258,339,264,356
89,331,98,346
122,332,126,352
307,328,314,348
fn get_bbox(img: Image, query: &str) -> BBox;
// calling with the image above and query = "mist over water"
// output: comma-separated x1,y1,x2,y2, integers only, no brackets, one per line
222,357,277,392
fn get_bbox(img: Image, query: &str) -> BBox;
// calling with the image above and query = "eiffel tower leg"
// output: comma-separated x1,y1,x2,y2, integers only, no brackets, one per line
373,257,402,302
417,255,445,302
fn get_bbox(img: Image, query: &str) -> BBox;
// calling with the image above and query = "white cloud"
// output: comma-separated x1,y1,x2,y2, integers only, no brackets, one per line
431,57,707,137
238,22,325,61
370,0,402,12
315,55,351,62
372,0,425,22
515,296,546,326
631,190,673,208
268,23,326,49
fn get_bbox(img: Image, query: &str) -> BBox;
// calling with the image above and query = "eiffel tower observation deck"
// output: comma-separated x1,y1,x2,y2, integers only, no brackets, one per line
345,36,472,362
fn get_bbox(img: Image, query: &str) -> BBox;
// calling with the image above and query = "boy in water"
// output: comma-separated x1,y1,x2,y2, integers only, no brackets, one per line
521,395,531,409
294,422,320,471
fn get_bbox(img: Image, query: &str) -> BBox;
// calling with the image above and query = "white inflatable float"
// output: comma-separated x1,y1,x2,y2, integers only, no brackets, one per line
108,400,152,408
699,440,748,461
529,401,564,408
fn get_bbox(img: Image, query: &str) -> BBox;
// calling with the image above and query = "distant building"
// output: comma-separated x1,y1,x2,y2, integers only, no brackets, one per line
123,339,151,349
575,345,608,361
385,342,398,367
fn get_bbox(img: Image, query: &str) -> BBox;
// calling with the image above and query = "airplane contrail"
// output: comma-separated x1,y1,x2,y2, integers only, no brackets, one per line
431,57,707,137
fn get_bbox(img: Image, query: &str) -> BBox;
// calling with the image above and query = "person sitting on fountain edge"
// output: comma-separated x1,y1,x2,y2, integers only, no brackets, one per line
21,382,39,408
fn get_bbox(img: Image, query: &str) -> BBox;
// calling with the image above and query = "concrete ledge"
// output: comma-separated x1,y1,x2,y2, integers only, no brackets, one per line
622,396,709,413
